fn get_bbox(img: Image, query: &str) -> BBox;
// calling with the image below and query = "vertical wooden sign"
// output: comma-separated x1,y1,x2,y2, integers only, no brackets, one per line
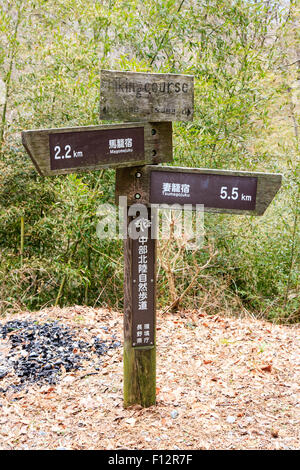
131,233,155,348
123,207,157,407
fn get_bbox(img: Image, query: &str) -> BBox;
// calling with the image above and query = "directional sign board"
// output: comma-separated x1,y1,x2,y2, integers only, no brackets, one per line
22,122,172,176
116,166,282,216
100,70,194,122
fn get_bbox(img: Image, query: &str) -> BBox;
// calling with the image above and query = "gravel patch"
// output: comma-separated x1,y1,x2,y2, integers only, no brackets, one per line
0,319,120,393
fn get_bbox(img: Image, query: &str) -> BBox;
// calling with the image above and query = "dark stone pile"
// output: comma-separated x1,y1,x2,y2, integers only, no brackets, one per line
0,320,120,393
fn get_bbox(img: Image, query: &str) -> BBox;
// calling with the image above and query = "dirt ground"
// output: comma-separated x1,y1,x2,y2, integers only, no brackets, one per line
0,306,299,450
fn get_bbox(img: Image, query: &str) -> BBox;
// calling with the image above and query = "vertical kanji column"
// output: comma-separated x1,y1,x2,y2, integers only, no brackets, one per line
123,207,157,407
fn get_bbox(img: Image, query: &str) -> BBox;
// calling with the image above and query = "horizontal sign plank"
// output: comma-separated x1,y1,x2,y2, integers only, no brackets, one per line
115,166,282,216
22,123,172,176
100,70,194,122
150,171,258,210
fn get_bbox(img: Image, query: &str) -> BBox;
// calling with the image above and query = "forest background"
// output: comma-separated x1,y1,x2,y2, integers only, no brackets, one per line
0,0,299,323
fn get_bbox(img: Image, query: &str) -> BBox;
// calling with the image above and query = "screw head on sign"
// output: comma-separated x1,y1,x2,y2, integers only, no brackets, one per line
135,172,142,178
135,193,141,199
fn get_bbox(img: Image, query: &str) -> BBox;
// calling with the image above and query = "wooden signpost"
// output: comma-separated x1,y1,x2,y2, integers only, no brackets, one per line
22,122,172,176
22,69,282,409
116,165,282,407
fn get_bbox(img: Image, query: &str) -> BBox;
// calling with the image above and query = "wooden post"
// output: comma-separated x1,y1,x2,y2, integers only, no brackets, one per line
123,206,157,407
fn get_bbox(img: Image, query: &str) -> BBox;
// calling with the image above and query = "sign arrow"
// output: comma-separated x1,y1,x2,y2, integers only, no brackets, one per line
22,123,172,176
116,165,282,216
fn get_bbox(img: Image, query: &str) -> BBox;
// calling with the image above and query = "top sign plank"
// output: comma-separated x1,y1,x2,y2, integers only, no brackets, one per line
100,70,194,122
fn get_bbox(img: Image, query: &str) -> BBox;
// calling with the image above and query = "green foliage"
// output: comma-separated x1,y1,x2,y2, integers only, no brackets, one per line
0,0,298,321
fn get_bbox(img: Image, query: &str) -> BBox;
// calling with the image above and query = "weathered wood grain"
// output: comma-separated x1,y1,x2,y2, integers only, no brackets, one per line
100,70,194,122
115,165,282,216
22,122,172,176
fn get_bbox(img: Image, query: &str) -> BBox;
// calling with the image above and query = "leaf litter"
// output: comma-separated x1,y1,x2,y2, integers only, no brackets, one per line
0,306,299,450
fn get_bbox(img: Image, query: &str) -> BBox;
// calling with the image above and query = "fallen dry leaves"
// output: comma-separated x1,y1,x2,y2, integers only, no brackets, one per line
0,306,299,450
